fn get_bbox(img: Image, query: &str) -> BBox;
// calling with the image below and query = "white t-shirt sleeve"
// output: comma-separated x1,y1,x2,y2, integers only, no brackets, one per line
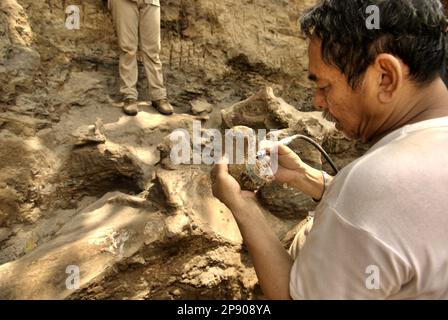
289,206,412,300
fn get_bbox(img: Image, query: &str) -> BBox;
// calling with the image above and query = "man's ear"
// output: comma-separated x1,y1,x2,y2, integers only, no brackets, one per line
372,54,404,103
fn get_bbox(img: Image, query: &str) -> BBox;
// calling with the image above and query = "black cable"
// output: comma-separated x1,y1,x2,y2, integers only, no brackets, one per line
290,135,339,175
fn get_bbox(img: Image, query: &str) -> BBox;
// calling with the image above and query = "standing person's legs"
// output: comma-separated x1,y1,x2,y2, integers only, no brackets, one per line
110,0,139,101
139,4,167,102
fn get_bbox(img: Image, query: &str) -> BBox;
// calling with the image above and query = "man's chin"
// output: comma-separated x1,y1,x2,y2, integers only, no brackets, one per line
337,124,359,141
323,113,360,140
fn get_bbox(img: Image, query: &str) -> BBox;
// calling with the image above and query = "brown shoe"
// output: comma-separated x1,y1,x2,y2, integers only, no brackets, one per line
123,98,138,116
152,99,174,115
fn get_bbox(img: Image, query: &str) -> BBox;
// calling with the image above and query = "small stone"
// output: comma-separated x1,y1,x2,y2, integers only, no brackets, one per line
130,255,146,265
168,276,177,284
191,99,213,115
71,120,106,146
172,289,181,296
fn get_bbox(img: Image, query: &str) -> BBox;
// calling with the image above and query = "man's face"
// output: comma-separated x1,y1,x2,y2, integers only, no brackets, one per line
308,38,374,140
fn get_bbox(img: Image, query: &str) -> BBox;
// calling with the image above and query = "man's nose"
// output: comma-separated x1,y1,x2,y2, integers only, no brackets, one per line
313,91,327,110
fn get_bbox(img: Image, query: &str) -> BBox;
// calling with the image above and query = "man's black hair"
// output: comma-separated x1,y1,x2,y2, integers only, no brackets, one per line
300,0,448,88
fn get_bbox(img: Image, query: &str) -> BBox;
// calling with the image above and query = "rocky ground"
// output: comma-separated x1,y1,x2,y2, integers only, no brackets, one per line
0,0,369,299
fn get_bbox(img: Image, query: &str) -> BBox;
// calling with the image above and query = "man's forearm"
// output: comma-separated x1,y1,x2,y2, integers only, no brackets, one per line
289,163,333,200
229,197,294,300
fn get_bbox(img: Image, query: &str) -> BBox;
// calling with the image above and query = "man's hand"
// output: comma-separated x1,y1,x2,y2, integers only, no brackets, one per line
210,159,255,211
210,157,294,300
267,144,305,184
266,143,326,200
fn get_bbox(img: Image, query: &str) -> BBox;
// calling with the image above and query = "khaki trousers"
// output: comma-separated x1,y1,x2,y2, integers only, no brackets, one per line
110,0,167,101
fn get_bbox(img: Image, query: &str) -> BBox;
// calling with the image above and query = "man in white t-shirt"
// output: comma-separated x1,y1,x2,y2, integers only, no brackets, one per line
211,0,448,299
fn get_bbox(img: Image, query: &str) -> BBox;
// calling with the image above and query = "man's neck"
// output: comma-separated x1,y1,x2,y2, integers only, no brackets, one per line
368,78,448,144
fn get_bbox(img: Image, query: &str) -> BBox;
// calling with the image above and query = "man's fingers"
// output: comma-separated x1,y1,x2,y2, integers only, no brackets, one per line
264,143,293,156
210,156,229,182
216,155,229,170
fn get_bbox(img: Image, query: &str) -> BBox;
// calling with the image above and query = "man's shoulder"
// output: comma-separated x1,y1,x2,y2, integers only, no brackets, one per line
321,119,448,234
336,120,448,190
